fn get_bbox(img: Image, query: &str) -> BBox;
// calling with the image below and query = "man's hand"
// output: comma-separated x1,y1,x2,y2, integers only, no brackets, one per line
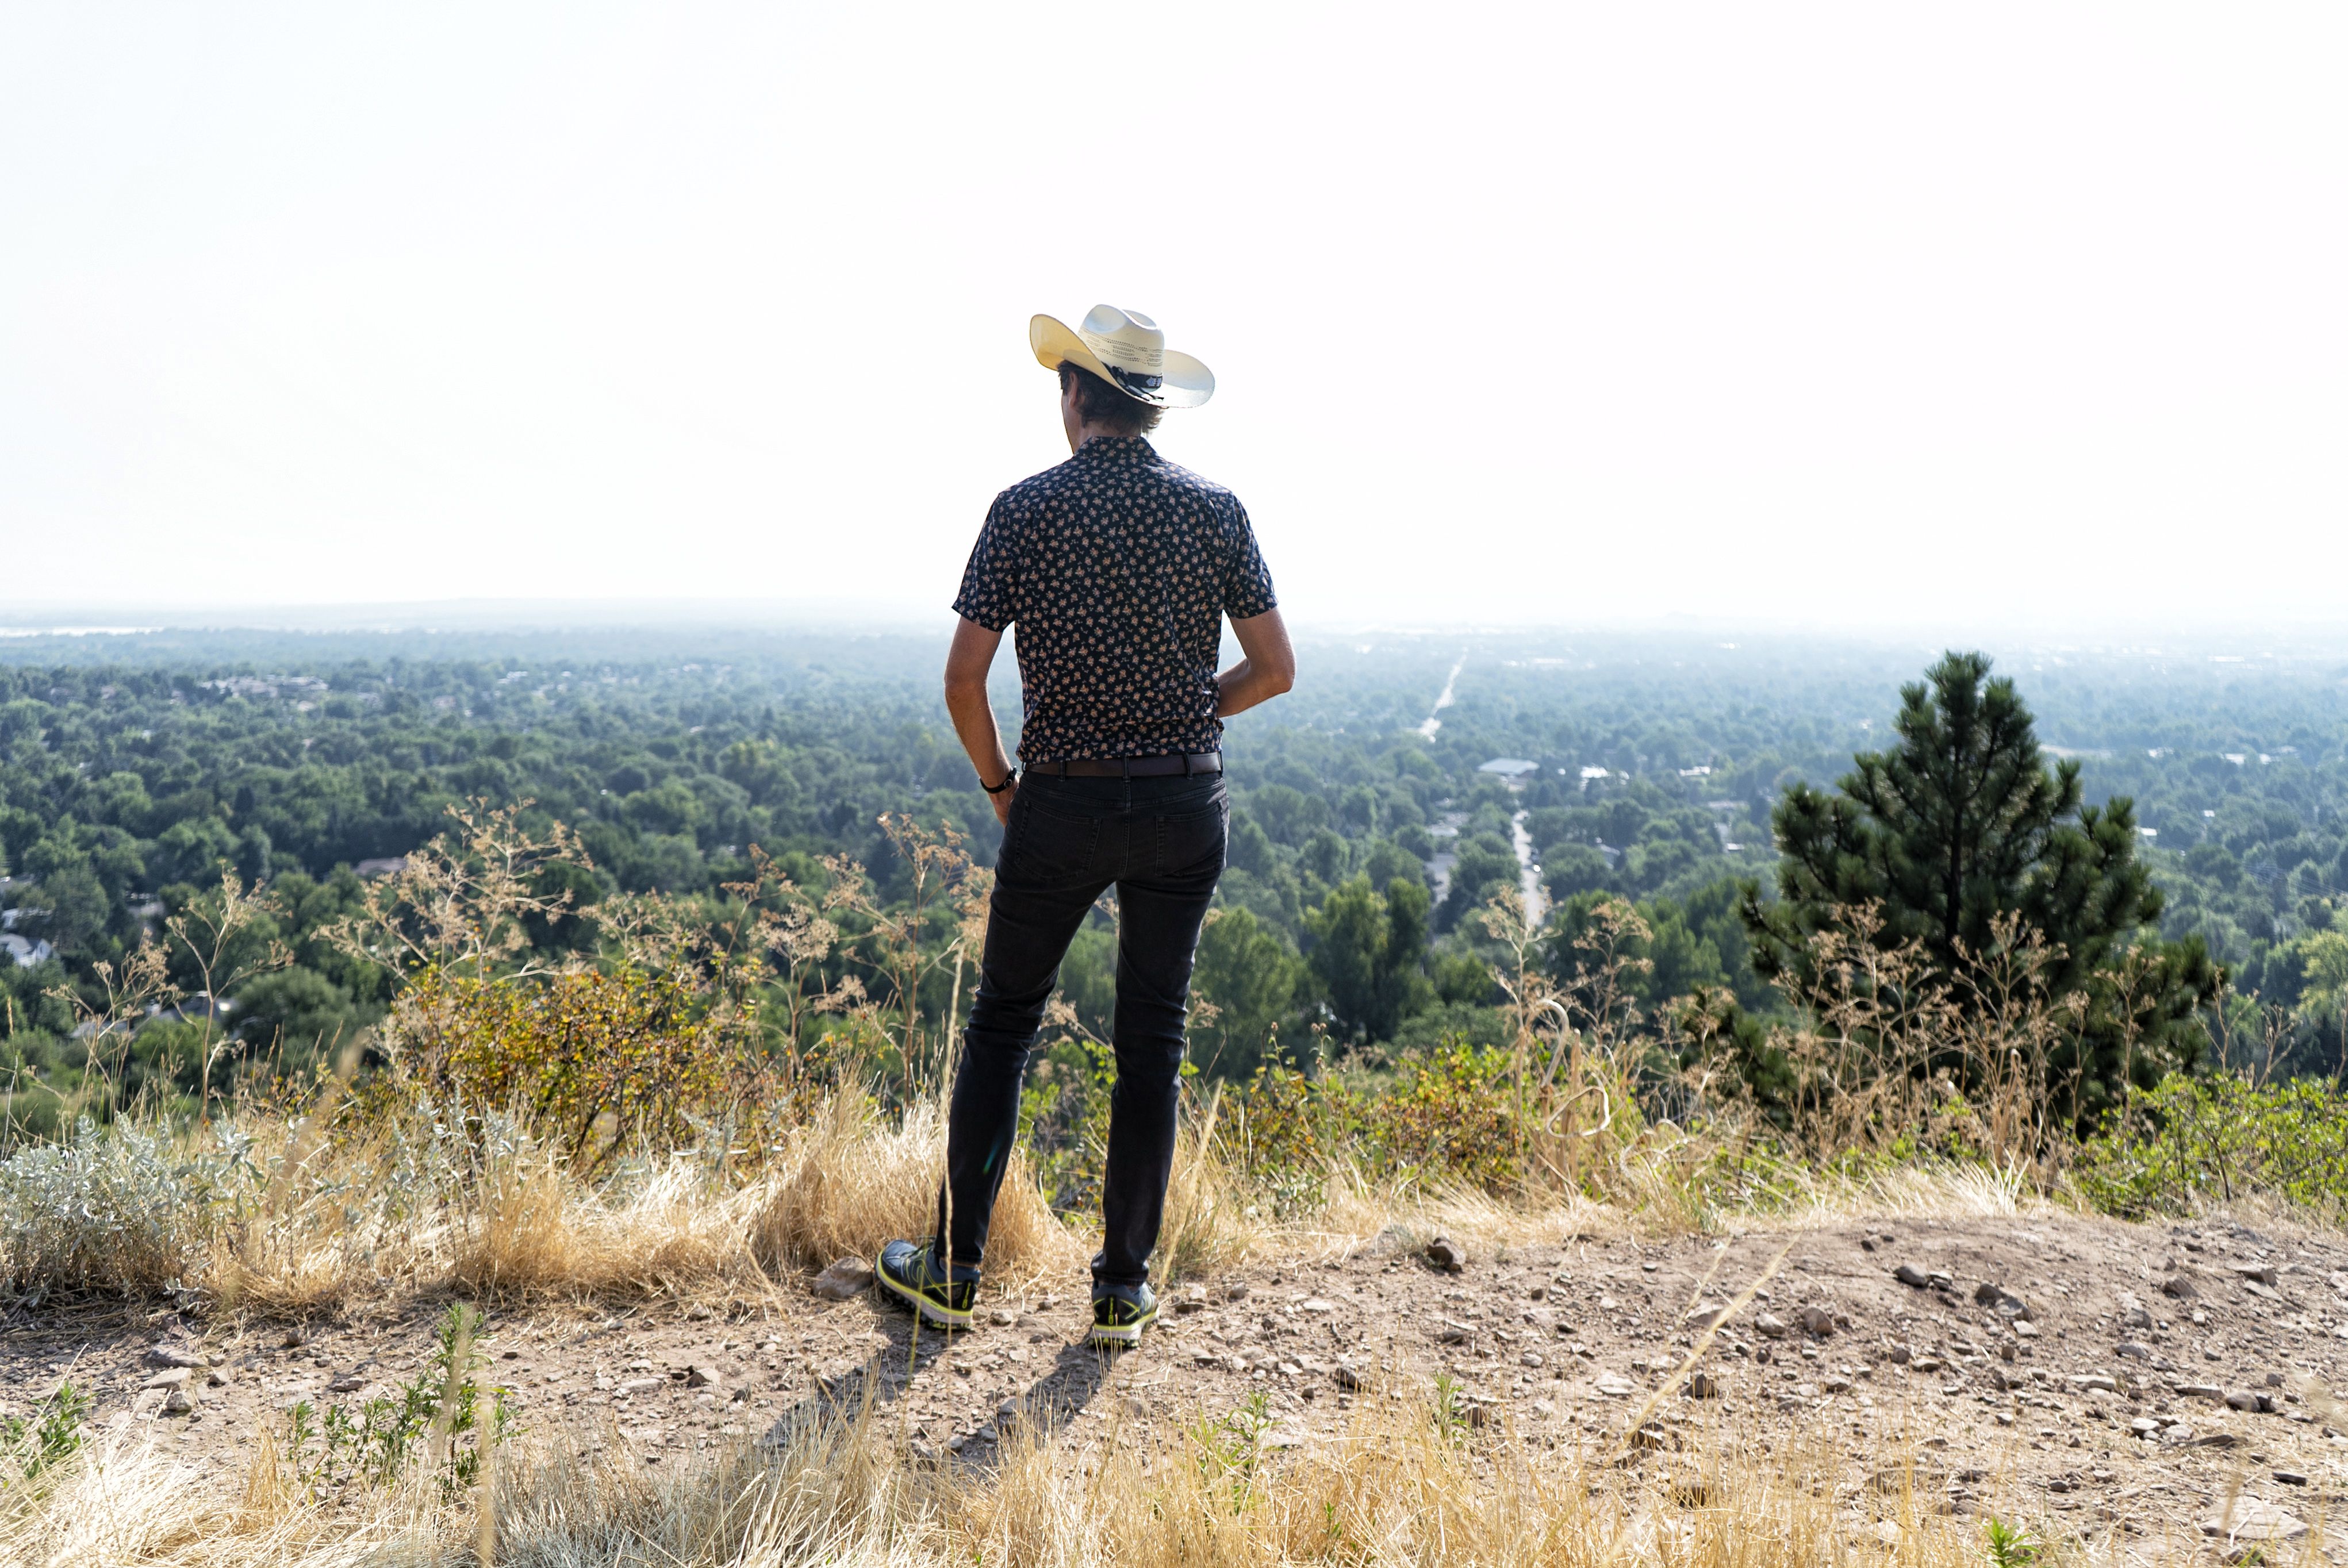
1214,608,1297,718
945,616,1019,815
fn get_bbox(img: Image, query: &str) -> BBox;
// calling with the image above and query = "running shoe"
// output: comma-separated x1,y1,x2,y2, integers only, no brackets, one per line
874,1239,977,1331
1089,1282,1157,1347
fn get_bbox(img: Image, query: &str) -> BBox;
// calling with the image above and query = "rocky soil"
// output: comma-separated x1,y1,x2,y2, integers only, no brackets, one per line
7,1209,2348,1556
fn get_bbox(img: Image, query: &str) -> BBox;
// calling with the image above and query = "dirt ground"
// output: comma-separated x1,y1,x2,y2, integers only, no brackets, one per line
8,1208,2348,1556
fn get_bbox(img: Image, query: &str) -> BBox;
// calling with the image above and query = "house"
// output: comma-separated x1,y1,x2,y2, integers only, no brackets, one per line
2,933,55,969
354,857,408,878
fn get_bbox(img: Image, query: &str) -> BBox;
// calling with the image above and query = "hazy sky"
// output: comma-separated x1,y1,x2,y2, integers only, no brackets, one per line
5,5,2342,629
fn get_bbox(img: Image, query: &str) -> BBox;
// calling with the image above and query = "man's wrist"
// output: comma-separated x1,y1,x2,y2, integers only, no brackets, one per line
981,767,1018,794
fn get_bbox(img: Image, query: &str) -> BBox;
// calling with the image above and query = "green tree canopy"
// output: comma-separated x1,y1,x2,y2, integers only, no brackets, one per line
1306,875,1434,1045
1739,651,2222,1122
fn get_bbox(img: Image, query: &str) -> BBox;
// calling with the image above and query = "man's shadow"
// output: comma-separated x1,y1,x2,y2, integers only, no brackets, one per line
757,1306,1127,1473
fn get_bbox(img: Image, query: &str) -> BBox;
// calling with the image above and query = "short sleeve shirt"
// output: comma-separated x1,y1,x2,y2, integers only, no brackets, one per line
953,436,1277,764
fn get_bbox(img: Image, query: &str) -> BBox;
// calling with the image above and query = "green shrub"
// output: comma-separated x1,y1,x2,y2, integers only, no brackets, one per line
2073,1073,2348,1219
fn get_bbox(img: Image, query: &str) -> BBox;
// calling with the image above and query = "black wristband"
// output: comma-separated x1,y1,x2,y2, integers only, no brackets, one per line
982,770,1017,795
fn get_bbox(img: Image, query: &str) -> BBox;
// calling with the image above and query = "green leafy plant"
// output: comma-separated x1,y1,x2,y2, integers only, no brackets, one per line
3,1381,90,1482
1983,1516,2042,1568
283,1303,511,1498
1187,1389,1275,1512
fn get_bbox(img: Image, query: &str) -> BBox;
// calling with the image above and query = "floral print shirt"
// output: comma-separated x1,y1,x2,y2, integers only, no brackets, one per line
953,436,1278,764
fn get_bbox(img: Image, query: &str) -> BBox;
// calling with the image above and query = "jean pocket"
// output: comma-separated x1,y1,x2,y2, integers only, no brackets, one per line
1153,794,1228,878
1000,794,1103,885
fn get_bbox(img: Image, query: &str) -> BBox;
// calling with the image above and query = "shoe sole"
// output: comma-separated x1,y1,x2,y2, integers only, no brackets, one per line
1087,1305,1156,1347
873,1254,973,1331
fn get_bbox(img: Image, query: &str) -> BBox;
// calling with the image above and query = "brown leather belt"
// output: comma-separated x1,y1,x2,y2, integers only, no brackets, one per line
1026,752,1223,779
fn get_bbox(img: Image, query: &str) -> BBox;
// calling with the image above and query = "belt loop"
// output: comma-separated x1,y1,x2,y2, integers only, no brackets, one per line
1183,752,1194,776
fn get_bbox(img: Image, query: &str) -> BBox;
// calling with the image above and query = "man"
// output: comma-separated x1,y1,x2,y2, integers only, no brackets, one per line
877,305,1295,1348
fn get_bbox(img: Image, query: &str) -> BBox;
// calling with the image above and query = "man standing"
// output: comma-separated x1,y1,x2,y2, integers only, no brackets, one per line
878,305,1295,1347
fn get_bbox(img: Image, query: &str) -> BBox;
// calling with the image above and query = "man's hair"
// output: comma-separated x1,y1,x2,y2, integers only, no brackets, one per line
1058,362,1164,436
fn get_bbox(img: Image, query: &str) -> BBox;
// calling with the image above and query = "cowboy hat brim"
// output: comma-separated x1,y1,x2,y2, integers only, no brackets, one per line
1030,314,1214,409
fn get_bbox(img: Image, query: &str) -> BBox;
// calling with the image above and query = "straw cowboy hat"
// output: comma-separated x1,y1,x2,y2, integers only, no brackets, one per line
1030,305,1214,409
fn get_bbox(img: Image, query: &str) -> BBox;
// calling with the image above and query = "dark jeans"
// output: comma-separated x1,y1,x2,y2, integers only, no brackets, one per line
933,769,1227,1291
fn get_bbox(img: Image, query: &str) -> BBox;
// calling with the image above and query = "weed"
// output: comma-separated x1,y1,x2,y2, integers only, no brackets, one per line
1,1381,89,1482
281,1302,511,1498
1983,1515,2042,1568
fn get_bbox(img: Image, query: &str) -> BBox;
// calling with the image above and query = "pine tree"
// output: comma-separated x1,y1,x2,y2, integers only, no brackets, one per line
1737,651,2222,1124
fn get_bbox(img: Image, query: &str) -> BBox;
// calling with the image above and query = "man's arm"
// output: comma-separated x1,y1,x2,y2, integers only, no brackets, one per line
1215,608,1296,718
945,616,1019,823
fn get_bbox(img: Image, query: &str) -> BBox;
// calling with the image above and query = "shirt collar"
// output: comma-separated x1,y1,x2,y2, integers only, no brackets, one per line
1075,434,1157,464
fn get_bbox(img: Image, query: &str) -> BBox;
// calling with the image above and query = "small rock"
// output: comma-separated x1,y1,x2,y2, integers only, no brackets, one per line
281,1327,309,1350
144,1346,210,1370
1821,1375,1852,1394
328,1374,368,1393
1174,1287,1208,1316
1437,1320,1474,1346
162,1387,196,1416
1334,1365,1367,1392
2174,1382,2223,1400
2193,1431,2242,1450
2204,1498,2305,1544
1629,1422,1672,1451
811,1258,875,1301
1795,1305,1835,1338
1425,1238,1466,1274
2228,1262,2279,1286
1519,1351,1544,1369
1859,1236,1877,1252
1872,1520,1904,1547
1753,1312,1788,1339
1223,1282,1250,1303
1892,1265,1931,1289
2012,1321,2039,1339
685,1303,716,1321
617,1376,664,1393
1595,1373,1635,1398
2161,1275,2197,1300
2069,1374,2118,1393
141,1367,192,1390
685,1365,723,1389
2115,1341,2151,1360
989,1309,1017,1328
1685,1370,1721,1400
1301,1298,1335,1315
2158,1424,2195,1446
2274,1469,2308,1486
2223,1390,2270,1413
2129,1417,2160,1436
2262,1370,2284,1388
1887,1345,1911,1365
2123,1304,2153,1329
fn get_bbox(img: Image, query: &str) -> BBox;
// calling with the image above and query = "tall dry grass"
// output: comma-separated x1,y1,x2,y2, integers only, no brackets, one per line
2,1357,2101,1568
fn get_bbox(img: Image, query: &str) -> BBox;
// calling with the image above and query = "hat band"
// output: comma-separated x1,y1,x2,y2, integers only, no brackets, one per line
1104,364,1163,393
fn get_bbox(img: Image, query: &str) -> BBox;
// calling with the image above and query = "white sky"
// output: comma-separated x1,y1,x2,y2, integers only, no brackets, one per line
3,4,2342,630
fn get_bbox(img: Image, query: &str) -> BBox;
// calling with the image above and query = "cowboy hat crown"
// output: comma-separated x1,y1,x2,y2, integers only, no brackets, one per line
1030,304,1214,409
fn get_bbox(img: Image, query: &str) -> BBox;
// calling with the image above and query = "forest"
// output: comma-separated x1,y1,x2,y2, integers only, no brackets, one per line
3,624,2346,1138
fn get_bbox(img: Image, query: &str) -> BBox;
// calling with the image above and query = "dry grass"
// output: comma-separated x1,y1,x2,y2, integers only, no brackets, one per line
2,1365,2083,1568
751,1087,1081,1294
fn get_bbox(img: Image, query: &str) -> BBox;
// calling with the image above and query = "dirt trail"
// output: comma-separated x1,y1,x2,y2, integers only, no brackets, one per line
8,1209,2347,1550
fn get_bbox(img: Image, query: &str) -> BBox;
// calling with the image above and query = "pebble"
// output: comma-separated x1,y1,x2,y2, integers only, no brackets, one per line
989,1309,1017,1328
162,1388,196,1415
1685,1370,1721,1400
684,1365,724,1389
2115,1342,2151,1360
2161,1275,2197,1300
1795,1306,1835,1338
1174,1288,1208,1316
144,1346,211,1370
1893,1265,1931,1289
811,1258,875,1301
1753,1312,1788,1339
1425,1238,1466,1274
